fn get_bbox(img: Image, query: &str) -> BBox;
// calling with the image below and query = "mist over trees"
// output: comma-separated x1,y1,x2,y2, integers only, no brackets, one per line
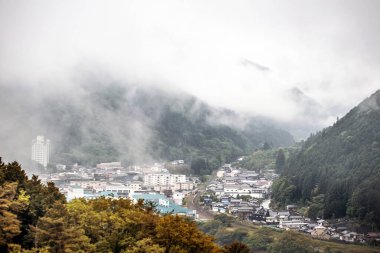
0,79,294,170
275,149,285,172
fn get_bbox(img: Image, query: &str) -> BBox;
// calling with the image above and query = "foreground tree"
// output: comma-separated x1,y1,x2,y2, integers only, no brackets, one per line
123,238,165,253
223,241,252,253
0,183,22,251
35,202,93,253
155,215,222,253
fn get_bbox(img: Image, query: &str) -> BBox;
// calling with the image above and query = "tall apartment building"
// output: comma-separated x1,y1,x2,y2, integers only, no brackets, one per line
31,136,50,168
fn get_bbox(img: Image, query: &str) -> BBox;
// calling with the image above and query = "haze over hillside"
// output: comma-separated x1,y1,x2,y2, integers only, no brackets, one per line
0,72,294,167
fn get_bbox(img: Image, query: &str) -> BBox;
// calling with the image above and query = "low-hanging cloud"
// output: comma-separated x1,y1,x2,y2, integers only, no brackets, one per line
1,0,380,141
240,58,271,72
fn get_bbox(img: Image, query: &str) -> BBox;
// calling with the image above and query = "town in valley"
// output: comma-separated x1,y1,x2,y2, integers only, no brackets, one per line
31,135,379,246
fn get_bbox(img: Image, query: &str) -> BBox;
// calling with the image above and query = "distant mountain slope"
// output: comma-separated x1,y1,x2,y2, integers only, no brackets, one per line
272,90,380,227
0,80,294,169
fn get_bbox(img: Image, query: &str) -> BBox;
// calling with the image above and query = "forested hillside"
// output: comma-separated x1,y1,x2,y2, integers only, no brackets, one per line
0,81,294,169
272,90,380,228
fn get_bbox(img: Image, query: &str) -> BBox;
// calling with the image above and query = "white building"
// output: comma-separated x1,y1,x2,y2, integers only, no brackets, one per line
144,173,186,186
171,160,185,165
222,184,267,198
96,162,122,170
175,182,194,191
31,136,50,168
279,220,308,230
216,170,225,178
69,180,108,191
105,184,135,194
125,181,142,190
66,185,84,201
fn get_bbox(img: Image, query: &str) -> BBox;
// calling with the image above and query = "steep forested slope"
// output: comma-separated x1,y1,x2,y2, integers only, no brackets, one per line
272,90,380,227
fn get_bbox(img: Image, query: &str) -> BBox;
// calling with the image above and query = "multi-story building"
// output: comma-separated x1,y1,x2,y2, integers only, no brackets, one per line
125,181,143,190
31,136,50,168
144,173,186,186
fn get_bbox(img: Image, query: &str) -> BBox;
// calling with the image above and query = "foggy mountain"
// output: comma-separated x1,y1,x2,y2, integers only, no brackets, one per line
281,87,336,139
0,74,294,168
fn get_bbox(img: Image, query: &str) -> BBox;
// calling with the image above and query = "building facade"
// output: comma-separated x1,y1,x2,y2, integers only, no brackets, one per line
31,136,50,168
144,173,186,186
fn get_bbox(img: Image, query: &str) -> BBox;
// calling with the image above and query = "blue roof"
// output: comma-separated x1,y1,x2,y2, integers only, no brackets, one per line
132,193,191,214
159,205,189,214
132,193,166,200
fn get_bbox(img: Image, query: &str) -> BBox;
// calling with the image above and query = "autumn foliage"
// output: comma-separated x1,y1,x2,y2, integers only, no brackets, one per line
0,159,223,253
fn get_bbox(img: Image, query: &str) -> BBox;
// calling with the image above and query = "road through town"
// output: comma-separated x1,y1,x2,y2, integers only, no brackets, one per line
185,191,214,220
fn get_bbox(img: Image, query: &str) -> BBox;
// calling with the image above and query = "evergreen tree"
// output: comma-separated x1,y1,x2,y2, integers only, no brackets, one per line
275,149,286,172
0,182,22,251
35,202,93,253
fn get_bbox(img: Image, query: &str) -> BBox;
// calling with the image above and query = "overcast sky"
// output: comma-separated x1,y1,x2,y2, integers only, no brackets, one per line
1,0,379,128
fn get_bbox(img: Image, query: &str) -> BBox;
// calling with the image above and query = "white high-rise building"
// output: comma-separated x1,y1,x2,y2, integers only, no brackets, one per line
31,136,50,168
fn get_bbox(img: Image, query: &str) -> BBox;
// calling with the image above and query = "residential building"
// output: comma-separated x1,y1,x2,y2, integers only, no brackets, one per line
31,136,50,168
144,173,186,186
125,181,142,190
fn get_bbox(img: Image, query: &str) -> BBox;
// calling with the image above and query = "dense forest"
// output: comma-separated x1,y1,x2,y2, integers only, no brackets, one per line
0,82,294,170
1,159,262,253
272,90,380,228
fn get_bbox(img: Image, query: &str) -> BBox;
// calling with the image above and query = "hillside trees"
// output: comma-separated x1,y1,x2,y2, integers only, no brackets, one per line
275,149,285,172
271,177,296,208
271,90,380,227
348,170,380,227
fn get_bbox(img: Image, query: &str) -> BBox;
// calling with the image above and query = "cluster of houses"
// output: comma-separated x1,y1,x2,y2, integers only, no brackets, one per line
272,212,380,244
206,193,373,244
204,164,272,214
275,214,368,243
211,164,271,198
39,161,197,218
203,163,379,245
